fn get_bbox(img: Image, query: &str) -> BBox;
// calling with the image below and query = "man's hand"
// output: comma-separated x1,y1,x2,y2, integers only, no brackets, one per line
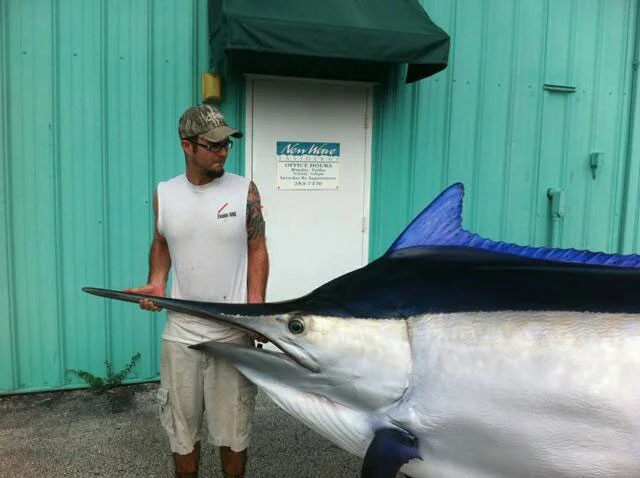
124,284,165,311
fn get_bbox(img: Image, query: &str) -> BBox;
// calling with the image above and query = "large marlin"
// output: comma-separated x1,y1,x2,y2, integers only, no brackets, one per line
84,183,640,478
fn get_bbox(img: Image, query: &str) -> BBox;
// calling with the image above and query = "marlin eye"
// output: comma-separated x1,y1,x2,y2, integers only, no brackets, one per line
288,316,305,334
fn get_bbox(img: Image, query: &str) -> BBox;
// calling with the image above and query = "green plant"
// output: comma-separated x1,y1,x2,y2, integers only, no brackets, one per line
68,353,142,394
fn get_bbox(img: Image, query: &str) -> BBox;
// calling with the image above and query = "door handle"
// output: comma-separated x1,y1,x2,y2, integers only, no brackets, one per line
547,188,565,247
547,188,565,218
590,152,603,179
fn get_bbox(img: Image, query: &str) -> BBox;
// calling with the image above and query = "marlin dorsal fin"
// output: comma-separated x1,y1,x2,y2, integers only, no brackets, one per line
386,183,640,268
387,183,466,252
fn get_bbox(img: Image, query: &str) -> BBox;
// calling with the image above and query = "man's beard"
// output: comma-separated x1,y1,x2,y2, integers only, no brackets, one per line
206,168,225,179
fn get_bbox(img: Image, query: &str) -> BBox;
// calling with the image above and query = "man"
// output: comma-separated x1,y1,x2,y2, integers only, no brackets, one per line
126,104,269,478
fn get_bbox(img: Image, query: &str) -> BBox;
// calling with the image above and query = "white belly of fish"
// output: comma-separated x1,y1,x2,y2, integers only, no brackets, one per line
398,311,640,478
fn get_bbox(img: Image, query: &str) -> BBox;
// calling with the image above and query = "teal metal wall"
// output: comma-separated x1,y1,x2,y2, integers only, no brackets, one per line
370,0,639,258
2,0,639,393
0,0,217,393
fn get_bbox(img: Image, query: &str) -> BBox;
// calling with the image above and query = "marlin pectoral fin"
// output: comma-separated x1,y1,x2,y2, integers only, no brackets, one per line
361,428,421,478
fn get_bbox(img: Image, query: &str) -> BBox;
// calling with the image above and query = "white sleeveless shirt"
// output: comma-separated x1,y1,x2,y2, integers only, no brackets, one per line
157,173,250,344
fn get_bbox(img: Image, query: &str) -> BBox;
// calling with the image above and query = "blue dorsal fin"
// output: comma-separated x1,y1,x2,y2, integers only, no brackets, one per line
387,183,640,268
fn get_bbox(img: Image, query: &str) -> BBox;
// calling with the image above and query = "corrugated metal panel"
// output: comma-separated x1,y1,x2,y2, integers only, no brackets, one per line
1,0,211,393
370,0,638,258
0,0,16,392
621,8,640,253
3,0,60,392
535,0,635,251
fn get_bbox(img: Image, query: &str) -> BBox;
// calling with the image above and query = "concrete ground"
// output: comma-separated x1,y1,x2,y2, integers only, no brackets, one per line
0,383,362,477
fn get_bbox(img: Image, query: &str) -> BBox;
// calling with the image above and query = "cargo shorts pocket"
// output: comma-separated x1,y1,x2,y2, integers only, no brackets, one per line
239,383,257,408
156,387,175,435
236,383,257,423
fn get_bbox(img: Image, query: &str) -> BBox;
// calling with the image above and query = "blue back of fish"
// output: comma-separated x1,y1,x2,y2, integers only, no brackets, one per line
296,183,640,318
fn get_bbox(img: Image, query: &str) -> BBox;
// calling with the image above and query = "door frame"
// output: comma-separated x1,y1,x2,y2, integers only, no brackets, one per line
244,74,374,265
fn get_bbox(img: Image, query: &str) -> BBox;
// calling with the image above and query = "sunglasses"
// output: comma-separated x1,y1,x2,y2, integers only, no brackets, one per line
187,138,233,152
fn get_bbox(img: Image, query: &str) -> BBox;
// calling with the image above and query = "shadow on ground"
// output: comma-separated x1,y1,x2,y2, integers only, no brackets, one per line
0,383,362,477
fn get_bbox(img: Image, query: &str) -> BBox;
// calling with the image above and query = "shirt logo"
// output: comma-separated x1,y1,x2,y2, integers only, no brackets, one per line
217,202,237,219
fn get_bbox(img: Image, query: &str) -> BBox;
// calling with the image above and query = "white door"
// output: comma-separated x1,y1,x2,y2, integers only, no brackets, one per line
246,77,372,301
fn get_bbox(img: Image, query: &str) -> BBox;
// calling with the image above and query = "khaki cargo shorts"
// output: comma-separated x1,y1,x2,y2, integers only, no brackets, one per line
157,337,257,454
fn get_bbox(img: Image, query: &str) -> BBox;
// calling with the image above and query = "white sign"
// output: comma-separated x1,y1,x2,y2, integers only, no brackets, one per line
276,141,340,190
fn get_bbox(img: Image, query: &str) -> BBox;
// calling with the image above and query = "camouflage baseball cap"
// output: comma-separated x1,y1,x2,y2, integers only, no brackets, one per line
178,104,243,142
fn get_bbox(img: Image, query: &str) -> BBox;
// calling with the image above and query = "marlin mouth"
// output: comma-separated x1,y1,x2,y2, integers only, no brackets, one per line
81,287,320,372
190,339,318,376
200,323,320,374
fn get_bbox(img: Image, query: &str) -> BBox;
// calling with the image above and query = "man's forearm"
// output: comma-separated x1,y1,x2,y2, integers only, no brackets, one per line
246,181,268,303
148,236,171,291
247,239,269,304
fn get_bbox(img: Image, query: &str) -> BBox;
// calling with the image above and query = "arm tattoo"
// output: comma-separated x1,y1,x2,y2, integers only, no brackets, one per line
246,181,266,240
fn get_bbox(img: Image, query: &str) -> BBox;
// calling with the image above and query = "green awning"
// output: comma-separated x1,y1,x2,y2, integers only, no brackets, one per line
209,0,450,83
